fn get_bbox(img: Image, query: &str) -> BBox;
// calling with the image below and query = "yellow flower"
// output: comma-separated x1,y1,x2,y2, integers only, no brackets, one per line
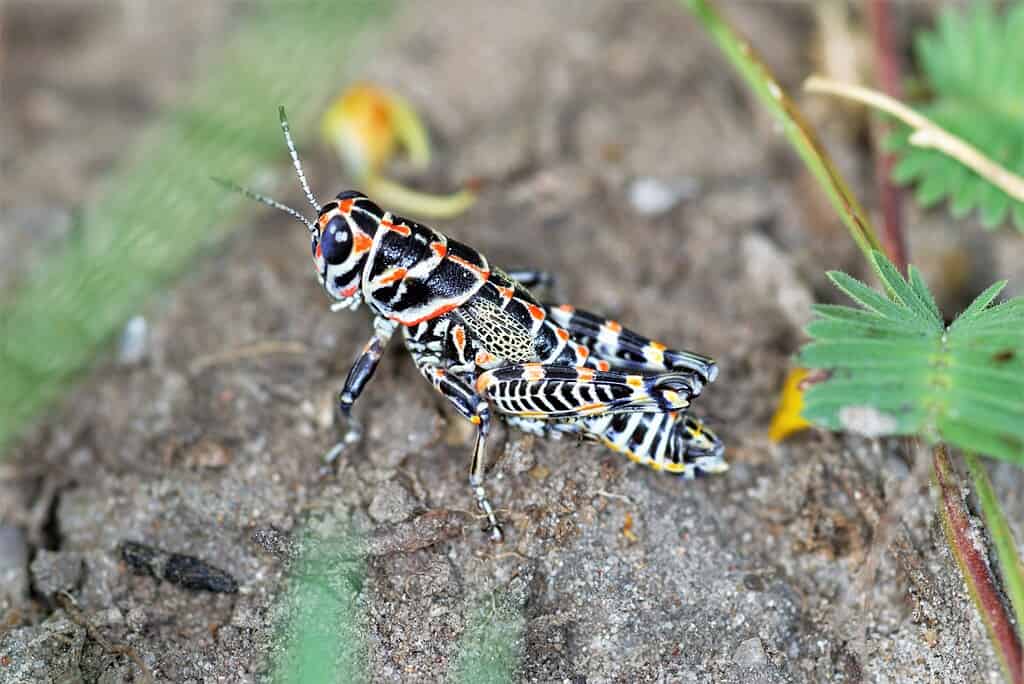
321,83,475,219
321,82,429,177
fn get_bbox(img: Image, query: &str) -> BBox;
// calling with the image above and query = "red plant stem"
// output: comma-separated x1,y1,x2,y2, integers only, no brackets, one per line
867,0,908,274
934,445,1024,683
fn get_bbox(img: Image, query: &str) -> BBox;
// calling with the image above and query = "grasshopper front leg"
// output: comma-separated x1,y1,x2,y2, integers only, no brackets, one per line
325,317,397,464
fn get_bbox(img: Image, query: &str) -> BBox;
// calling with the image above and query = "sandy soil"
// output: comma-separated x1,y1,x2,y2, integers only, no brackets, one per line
2,1,1017,682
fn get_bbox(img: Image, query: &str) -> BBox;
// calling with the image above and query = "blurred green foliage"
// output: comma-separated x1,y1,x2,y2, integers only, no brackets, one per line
889,2,1024,229
271,525,368,684
0,0,396,455
452,589,526,684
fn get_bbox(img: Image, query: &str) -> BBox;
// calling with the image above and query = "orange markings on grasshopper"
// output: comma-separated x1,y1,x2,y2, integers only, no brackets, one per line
577,368,595,382
382,219,411,237
353,232,374,253
556,328,571,342
448,254,490,280
431,242,447,259
394,301,460,326
527,304,546,321
476,374,494,393
605,320,623,333
523,364,545,382
378,267,407,285
338,198,354,213
595,360,611,372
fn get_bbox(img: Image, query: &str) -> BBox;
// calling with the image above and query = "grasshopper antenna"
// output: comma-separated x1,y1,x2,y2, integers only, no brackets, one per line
213,176,317,235
278,105,320,212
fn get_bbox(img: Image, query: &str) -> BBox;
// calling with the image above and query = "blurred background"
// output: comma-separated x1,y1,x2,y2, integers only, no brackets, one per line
2,1,1023,682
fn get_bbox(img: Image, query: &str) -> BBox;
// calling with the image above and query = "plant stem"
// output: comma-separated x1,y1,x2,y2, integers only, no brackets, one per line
866,0,908,274
965,452,1024,644
934,445,1024,683
804,76,1024,203
680,0,884,270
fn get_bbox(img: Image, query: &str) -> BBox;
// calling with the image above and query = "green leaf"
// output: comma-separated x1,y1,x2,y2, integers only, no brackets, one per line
907,265,943,323
953,280,1008,322
800,339,936,368
809,304,914,331
872,251,943,327
826,270,936,332
889,3,1024,231
799,252,1024,466
805,320,929,342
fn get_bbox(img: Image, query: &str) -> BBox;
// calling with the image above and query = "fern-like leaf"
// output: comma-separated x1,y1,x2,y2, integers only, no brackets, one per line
888,2,1024,230
799,251,1024,464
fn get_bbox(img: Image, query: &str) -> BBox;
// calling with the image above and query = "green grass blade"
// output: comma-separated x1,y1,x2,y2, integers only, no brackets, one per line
0,0,397,456
452,589,526,684
679,0,883,269
271,525,368,684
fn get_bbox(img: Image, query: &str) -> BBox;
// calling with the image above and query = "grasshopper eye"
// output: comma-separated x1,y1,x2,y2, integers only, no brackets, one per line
319,216,352,265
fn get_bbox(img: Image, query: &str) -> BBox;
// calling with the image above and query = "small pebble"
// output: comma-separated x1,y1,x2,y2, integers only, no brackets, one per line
117,315,149,365
529,464,551,481
742,573,766,592
733,636,768,668
367,480,417,524
183,439,232,469
30,550,84,596
0,526,30,606
627,176,699,216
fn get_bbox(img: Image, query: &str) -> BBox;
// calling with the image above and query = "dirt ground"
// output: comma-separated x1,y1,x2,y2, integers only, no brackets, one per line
3,1,1022,682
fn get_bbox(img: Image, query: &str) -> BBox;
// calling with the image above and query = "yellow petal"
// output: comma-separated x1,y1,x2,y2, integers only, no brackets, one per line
768,367,813,443
321,82,430,178
321,84,475,218
622,512,639,543
364,174,477,220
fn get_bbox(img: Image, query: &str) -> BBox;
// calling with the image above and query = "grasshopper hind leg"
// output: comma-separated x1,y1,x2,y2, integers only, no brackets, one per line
410,349,505,542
